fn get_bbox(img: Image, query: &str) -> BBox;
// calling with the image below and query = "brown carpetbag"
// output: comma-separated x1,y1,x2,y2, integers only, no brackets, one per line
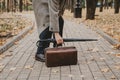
44,46,77,67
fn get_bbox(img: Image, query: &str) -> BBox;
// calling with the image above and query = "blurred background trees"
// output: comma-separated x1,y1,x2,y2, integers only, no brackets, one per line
0,0,32,13
0,0,119,19
66,0,120,19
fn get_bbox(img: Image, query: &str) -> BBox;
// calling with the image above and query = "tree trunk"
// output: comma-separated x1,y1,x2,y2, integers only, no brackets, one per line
65,0,75,12
19,0,23,12
14,0,17,12
10,0,13,12
109,0,113,8
104,0,109,9
71,0,74,12
86,0,98,20
100,0,103,12
1,0,5,12
7,0,10,12
114,0,120,14
94,0,98,14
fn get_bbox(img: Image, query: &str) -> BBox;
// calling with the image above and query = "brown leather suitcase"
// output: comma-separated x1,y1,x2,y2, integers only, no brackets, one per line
44,46,77,67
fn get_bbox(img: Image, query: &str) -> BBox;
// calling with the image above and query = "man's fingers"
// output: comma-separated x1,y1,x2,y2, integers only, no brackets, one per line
54,32,63,45
57,39,63,44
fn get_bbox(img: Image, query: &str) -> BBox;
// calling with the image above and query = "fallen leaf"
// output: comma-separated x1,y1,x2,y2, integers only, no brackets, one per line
100,58,105,61
115,53,120,57
14,41,19,45
0,68,3,72
10,67,16,71
114,66,120,70
68,74,74,78
80,75,85,78
113,44,120,49
90,57,95,61
0,63,4,72
9,50,13,52
25,65,33,70
52,70,59,73
0,57,2,60
0,54,6,59
29,29,33,34
13,27,17,30
5,53,13,57
87,49,93,51
0,63,3,66
0,32,7,36
116,62,120,64
105,52,114,55
86,61,92,64
92,47,99,52
101,68,110,73
110,75,116,79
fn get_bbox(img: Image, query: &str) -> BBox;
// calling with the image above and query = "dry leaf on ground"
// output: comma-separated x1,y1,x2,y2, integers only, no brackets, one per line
86,61,92,64
100,58,105,61
5,53,13,57
10,67,16,71
114,66,120,70
101,68,110,73
90,58,95,61
9,50,13,52
113,44,120,49
28,29,33,34
0,63,4,72
105,52,114,55
25,65,33,70
110,75,116,79
52,70,59,73
0,13,32,46
92,47,99,52
115,62,120,66
112,53,120,58
80,75,85,78
90,57,95,61
68,74,74,78
14,41,19,45
0,63,3,66
0,54,6,60
87,49,93,51
0,68,3,72
0,53,13,60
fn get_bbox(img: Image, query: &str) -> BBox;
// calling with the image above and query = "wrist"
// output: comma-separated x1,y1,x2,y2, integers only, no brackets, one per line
54,32,59,35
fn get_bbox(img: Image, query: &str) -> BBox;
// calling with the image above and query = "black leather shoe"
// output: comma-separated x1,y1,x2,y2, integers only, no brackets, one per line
35,54,45,62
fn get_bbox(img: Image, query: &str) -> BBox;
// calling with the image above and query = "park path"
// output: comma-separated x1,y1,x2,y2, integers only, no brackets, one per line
0,14,120,80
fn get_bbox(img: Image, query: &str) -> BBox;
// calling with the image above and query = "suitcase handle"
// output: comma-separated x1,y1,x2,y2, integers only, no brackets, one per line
54,43,66,47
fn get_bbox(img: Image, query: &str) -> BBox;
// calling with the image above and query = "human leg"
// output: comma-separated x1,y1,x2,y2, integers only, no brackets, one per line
36,27,52,62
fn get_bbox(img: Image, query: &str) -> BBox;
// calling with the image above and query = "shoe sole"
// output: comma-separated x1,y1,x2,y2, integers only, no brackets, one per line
35,57,45,62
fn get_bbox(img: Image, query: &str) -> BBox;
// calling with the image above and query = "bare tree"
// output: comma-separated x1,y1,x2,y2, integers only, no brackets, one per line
19,0,23,12
86,0,98,20
114,0,120,14
104,0,109,9
100,0,104,12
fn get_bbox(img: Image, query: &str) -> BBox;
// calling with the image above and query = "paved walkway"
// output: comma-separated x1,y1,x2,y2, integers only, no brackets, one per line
0,16,120,80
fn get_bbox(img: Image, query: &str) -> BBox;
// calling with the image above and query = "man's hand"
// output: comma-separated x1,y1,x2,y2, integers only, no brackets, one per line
54,32,63,45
